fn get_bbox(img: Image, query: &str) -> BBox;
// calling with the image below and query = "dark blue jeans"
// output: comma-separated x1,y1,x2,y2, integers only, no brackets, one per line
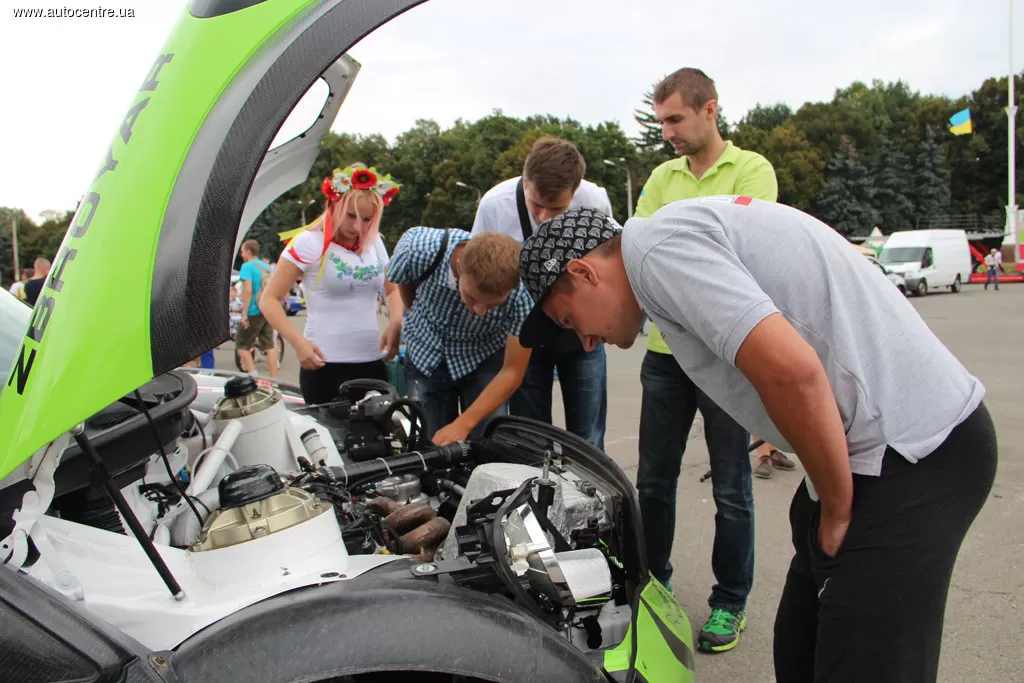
509,343,607,449
984,266,1000,290
638,350,754,612
404,350,507,440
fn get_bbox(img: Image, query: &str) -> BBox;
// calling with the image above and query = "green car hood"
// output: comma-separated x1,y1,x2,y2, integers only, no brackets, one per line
0,0,426,480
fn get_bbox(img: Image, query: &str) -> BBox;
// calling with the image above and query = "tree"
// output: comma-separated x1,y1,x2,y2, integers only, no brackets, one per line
633,89,673,156
815,138,880,236
758,123,826,213
872,131,916,231
740,103,793,132
913,125,952,223
0,207,34,285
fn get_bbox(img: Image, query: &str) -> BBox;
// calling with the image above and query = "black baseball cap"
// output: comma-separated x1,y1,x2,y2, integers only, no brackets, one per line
518,208,622,349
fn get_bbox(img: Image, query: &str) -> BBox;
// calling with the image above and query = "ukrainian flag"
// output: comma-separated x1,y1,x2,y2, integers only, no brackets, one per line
949,108,973,136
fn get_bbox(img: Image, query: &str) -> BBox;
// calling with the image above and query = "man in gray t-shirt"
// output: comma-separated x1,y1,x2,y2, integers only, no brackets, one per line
517,201,997,682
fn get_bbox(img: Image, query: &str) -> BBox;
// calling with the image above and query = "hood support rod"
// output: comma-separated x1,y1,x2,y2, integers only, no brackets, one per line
72,426,185,602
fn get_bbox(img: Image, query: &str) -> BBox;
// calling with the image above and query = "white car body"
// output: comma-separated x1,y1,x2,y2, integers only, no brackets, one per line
878,229,972,296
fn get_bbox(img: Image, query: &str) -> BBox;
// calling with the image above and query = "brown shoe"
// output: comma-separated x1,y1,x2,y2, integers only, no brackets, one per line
769,450,797,471
754,455,773,479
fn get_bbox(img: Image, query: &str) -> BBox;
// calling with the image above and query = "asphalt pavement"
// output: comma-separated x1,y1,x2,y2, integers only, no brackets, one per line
214,283,1023,681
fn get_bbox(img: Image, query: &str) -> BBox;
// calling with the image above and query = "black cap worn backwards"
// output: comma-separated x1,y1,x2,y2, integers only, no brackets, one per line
517,208,622,349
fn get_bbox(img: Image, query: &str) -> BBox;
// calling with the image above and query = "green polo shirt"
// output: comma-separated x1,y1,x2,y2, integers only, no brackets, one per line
634,141,778,354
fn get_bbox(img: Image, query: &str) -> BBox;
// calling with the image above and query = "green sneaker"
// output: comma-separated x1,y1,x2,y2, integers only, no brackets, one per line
697,608,746,653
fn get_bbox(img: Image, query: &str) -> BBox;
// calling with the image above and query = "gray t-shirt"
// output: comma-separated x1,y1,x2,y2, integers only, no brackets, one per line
622,196,985,477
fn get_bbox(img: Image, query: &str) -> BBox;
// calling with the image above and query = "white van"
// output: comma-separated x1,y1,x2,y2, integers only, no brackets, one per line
877,229,972,296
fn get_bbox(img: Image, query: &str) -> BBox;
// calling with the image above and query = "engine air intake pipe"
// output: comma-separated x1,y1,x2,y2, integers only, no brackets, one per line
329,442,471,489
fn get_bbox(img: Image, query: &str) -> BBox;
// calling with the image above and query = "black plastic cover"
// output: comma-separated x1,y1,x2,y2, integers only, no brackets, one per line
43,371,197,500
223,374,258,399
218,464,284,508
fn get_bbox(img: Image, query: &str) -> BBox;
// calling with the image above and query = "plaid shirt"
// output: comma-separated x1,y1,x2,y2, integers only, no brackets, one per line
388,227,533,380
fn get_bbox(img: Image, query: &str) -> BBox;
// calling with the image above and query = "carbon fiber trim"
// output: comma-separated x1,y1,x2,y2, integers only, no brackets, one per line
189,0,268,18
151,0,427,372
607,668,648,683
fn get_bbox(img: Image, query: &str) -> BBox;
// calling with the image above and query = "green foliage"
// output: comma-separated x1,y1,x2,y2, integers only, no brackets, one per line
872,131,916,231
7,72,1024,275
816,138,881,236
913,125,952,221
0,206,72,285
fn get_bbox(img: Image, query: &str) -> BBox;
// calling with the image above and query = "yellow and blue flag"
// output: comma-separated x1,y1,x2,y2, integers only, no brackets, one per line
949,108,973,136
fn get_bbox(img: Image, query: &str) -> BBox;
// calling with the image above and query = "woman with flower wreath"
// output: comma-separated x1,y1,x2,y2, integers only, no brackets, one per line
259,162,404,404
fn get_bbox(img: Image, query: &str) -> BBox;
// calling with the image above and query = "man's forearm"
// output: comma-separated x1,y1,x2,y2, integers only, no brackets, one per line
456,367,523,431
759,367,852,519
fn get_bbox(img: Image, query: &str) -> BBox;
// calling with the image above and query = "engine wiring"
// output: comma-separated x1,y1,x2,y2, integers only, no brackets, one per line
135,389,204,529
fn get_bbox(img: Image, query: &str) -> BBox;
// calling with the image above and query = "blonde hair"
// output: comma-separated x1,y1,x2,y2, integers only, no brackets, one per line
330,188,383,254
461,232,522,296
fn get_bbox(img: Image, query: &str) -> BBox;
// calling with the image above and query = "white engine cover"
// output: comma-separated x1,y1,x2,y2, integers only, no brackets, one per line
28,509,399,651
211,399,292,473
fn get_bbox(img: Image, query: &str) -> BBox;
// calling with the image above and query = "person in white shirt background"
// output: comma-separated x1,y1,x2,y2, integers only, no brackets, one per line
471,137,612,449
983,248,1003,291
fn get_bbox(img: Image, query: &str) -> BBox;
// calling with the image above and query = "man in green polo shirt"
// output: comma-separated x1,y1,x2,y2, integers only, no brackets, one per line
634,67,784,655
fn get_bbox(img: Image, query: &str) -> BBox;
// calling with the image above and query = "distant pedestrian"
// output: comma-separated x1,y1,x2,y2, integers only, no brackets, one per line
236,240,278,379
22,258,51,307
984,248,1002,291
7,268,33,302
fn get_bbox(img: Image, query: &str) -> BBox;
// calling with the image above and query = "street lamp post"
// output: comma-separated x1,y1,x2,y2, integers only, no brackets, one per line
455,181,481,203
297,198,316,225
603,159,633,218
10,217,18,278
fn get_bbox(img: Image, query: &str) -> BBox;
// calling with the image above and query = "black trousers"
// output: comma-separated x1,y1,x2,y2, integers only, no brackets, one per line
774,403,997,683
298,360,388,405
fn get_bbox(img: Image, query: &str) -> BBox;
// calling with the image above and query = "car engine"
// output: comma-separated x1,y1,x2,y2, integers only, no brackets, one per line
1,370,635,660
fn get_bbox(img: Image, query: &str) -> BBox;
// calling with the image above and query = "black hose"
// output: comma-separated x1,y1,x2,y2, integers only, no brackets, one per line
135,390,204,528
330,442,472,489
386,398,431,450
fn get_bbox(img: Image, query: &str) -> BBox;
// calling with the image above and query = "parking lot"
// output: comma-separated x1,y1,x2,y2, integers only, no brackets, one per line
212,283,1023,681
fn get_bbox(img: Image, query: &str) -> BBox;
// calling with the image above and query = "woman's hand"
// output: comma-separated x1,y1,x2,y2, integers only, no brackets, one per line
296,338,327,370
380,321,402,361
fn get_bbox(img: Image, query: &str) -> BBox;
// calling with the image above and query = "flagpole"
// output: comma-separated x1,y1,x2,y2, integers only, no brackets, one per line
1008,0,1019,269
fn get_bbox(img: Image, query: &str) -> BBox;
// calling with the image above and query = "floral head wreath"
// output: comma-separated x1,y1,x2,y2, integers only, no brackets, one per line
321,162,400,206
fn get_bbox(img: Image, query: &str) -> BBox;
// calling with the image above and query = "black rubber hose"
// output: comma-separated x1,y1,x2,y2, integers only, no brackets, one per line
386,398,431,450
329,442,472,489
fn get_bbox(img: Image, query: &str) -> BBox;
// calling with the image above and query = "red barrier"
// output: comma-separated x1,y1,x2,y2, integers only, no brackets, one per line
969,271,1024,284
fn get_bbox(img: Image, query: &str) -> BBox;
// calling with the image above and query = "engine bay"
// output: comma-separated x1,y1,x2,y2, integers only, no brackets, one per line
1,370,639,658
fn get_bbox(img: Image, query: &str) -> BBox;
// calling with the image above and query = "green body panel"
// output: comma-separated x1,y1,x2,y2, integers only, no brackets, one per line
604,579,696,682
0,0,313,480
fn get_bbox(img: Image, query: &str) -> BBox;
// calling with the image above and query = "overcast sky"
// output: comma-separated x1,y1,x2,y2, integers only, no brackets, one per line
1,0,1021,220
